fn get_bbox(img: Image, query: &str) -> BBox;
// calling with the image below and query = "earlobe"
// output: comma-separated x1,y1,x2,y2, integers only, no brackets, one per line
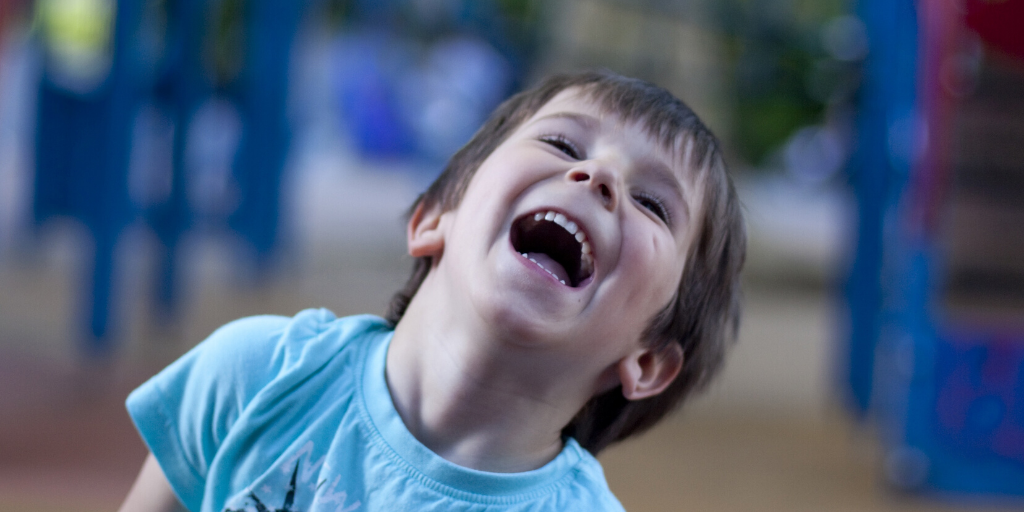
407,202,447,259
618,343,684,401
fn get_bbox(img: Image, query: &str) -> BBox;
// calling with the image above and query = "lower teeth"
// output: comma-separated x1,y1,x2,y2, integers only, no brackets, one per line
521,253,569,285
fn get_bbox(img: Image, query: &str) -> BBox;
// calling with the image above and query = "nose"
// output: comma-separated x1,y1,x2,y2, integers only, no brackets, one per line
567,164,617,210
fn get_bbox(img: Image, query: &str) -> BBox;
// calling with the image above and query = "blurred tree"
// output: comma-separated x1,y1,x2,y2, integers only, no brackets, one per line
714,0,858,167
208,0,246,89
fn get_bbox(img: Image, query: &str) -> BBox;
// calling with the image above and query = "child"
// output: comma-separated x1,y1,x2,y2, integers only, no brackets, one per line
119,70,745,512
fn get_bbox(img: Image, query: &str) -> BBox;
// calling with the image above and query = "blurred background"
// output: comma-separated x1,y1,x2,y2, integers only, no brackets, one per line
0,0,1022,510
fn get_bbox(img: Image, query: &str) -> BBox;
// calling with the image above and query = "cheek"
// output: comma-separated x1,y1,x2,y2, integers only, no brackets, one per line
623,228,685,310
465,153,541,208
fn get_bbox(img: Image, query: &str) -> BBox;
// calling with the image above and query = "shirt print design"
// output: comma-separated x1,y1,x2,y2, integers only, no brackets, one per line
222,441,362,512
225,462,301,512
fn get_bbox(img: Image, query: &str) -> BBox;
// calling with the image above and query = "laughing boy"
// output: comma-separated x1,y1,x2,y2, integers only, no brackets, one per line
119,70,745,511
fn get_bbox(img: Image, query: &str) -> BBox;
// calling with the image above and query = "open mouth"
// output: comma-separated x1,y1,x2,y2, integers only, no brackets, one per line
511,210,594,287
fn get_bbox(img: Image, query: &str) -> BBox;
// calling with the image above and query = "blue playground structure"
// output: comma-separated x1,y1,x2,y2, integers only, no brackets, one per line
32,0,308,354
29,0,531,356
844,0,1024,498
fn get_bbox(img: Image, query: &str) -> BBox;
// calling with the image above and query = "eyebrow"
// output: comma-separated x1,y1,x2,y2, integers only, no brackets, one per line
529,111,601,131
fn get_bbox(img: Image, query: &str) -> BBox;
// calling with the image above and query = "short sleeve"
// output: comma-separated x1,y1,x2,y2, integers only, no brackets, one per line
125,311,328,510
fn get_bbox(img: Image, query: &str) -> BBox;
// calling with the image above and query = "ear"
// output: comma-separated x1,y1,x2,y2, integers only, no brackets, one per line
406,202,447,259
617,343,684,401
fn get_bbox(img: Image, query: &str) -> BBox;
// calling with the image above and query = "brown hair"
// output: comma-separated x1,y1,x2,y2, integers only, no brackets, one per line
385,70,746,454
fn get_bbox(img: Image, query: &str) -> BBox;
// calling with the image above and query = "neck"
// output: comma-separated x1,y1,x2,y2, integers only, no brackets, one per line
386,279,597,473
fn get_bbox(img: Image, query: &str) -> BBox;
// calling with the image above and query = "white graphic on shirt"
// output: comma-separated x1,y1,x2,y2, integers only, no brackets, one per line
223,440,361,512
312,475,361,512
281,440,326,484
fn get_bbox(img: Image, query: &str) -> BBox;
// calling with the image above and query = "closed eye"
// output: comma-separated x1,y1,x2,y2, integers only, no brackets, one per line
540,134,582,160
634,192,671,225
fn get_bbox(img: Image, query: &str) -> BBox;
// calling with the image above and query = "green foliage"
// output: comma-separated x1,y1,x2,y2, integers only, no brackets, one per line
496,0,539,21
207,0,245,87
715,0,854,167
737,96,821,169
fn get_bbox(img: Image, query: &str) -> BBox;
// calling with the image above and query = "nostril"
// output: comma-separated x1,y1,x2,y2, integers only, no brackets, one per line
568,168,613,206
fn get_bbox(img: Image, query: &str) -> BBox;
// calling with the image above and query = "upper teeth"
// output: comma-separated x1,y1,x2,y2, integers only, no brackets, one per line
530,210,595,280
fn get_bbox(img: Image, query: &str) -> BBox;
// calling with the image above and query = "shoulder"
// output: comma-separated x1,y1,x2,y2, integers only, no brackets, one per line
125,309,393,508
193,310,392,399
129,309,390,421
197,309,389,370
201,308,342,355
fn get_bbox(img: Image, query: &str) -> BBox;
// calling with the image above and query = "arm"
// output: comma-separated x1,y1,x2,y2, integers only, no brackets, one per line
118,453,188,512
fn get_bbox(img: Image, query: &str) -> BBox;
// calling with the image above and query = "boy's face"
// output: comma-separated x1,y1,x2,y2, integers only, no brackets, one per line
426,89,702,383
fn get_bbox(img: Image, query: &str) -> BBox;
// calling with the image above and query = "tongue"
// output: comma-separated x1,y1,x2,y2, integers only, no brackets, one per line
526,252,570,283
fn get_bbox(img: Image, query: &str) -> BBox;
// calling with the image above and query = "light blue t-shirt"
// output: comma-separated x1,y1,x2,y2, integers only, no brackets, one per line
127,309,626,512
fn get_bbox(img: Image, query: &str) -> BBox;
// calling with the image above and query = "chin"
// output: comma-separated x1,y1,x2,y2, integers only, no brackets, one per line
470,290,573,348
